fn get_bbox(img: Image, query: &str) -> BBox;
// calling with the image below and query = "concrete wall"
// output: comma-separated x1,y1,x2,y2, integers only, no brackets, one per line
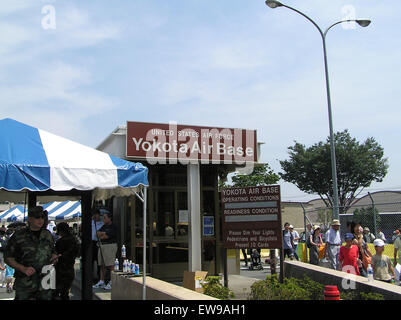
111,272,218,300
284,260,401,300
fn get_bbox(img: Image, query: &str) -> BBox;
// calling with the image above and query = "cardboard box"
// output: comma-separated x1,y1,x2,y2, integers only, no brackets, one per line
183,271,208,293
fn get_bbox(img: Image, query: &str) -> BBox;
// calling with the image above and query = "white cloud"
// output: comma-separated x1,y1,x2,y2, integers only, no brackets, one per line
0,0,36,15
56,7,121,47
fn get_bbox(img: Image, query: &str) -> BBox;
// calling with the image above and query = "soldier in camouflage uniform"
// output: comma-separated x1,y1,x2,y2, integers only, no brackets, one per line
4,206,59,300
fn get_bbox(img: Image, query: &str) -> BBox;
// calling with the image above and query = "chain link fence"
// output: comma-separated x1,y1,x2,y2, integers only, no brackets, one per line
297,198,401,263
302,200,401,243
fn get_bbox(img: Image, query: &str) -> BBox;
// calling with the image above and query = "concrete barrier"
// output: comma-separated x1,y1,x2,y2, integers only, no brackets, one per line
284,260,401,300
111,272,218,300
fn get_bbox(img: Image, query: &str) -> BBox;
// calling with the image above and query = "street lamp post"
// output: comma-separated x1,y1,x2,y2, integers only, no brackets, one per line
265,0,370,220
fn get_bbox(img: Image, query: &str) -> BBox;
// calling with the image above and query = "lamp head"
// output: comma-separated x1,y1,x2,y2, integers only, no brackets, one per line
356,20,371,27
265,0,284,9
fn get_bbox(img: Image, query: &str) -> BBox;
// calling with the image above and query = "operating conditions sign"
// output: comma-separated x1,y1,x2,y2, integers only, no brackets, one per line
221,185,283,249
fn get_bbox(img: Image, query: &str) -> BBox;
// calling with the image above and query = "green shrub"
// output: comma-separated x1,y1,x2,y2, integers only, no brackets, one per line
202,276,235,300
340,290,384,300
250,275,321,300
249,275,386,300
339,290,358,300
290,276,325,300
359,292,385,300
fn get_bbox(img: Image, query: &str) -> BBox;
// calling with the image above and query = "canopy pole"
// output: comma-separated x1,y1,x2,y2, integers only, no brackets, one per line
28,193,36,211
81,191,93,300
142,187,147,300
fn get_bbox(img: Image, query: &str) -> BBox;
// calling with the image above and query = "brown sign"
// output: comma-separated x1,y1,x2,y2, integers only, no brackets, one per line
126,121,257,164
221,185,282,249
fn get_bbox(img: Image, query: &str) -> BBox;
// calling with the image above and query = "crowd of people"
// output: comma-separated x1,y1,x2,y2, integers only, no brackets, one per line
0,204,119,300
0,206,80,300
300,220,401,284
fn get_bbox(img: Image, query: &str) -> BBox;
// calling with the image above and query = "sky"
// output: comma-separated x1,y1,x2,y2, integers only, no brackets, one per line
1,0,400,202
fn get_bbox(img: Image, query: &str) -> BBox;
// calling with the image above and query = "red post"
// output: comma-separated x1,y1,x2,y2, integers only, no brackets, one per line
324,285,340,300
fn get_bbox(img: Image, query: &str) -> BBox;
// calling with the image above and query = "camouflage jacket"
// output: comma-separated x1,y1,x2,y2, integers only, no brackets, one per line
5,226,56,279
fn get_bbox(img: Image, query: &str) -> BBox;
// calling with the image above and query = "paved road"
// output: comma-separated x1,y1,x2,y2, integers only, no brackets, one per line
0,286,15,300
0,283,83,300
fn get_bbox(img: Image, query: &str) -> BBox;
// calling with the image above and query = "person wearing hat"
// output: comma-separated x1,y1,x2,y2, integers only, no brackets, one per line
372,239,395,283
339,233,360,275
309,225,323,265
53,222,80,300
4,206,59,300
377,228,386,243
363,227,375,244
282,223,295,260
323,219,342,270
392,229,400,243
93,209,117,290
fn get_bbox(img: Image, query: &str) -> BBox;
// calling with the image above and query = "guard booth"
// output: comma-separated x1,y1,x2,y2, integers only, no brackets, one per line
97,121,261,282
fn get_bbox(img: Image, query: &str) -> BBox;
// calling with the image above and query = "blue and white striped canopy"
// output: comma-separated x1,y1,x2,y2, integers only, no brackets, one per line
0,201,82,222
0,205,27,222
0,118,148,200
43,201,81,220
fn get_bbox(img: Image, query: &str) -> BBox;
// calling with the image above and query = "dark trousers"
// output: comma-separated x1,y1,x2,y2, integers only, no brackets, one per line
53,269,74,300
241,249,248,265
92,241,100,281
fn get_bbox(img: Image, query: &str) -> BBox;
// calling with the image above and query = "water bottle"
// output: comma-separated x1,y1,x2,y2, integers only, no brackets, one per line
367,264,374,282
135,264,140,275
114,258,119,271
121,245,126,259
123,259,127,273
131,261,135,274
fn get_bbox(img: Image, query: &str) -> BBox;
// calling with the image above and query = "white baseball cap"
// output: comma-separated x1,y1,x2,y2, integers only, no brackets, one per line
373,239,385,247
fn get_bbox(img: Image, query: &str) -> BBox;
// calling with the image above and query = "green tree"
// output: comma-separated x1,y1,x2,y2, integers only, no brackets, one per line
279,130,388,213
219,163,280,189
353,206,380,234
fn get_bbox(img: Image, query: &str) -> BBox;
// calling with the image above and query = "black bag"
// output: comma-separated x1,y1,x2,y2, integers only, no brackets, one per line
306,234,312,248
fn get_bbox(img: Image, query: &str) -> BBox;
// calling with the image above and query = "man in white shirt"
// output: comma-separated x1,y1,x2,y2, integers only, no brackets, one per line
377,228,386,242
324,219,342,270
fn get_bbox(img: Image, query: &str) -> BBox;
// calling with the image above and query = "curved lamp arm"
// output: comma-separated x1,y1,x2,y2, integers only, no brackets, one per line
324,19,371,38
278,3,324,38
265,1,371,40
